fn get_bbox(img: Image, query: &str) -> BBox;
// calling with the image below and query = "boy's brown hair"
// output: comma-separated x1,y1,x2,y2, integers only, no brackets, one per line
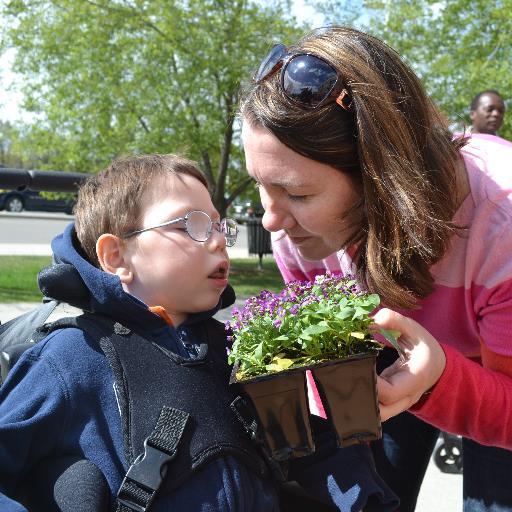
75,154,208,267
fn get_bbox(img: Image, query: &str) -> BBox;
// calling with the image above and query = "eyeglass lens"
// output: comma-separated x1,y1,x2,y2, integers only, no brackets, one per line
186,211,212,242
186,211,238,247
282,55,338,108
221,218,238,247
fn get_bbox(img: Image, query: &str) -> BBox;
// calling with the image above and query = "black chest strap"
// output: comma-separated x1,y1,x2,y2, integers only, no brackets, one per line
42,313,269,511
116,406,189,512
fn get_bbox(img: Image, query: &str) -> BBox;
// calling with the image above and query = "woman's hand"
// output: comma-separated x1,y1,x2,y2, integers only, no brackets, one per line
372,308,447,421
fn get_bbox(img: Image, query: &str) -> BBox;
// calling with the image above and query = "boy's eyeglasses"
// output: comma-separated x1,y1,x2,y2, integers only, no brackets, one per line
254,43,352,111
123,210,238,247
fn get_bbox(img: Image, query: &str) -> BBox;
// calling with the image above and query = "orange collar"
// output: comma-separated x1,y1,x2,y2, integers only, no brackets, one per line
148,305,174,327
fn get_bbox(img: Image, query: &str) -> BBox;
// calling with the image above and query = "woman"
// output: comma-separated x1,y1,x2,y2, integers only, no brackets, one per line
240,26,512,512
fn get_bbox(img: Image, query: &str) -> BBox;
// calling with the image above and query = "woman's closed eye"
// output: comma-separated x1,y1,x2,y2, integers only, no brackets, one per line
287,192,309,202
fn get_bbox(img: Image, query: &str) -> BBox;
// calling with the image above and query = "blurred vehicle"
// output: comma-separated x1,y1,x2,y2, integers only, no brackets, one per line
0,189,76,214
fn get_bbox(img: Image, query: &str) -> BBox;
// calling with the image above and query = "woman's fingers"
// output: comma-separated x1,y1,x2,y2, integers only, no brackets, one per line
373,307,420,341
373,308,447,421
377,374,413,421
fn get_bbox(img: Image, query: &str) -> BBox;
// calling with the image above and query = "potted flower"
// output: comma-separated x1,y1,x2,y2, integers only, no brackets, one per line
226,272,400,461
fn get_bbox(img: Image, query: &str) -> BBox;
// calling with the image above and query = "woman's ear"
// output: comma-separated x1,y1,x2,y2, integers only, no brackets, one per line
96,234,133,284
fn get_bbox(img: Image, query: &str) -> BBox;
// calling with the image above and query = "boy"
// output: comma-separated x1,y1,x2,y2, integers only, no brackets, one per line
0,154,397,511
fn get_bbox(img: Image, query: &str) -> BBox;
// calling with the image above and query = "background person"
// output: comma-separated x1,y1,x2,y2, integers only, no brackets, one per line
240,26,512,512
469,89,506,136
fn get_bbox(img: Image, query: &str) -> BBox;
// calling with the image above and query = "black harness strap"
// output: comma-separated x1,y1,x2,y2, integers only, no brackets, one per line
117,406,189,512
36,313,270,510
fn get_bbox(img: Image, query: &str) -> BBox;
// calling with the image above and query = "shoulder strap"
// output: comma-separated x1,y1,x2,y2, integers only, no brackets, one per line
60,314,194,512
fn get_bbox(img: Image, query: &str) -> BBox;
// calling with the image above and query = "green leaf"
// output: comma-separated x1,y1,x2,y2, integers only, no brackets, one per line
301,324,331,336
379,328,406,361
266,357,294,372
254,342,264,362
352,306,371,319
336,307,354,320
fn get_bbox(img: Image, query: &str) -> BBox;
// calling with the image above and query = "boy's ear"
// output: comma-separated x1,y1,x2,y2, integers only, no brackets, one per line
96,234,133,283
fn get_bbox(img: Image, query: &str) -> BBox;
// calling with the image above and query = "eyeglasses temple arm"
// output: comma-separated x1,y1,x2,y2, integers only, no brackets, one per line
122,218,185,239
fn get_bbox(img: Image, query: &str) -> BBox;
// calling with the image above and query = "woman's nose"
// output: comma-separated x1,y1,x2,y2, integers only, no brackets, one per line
260,199,295,232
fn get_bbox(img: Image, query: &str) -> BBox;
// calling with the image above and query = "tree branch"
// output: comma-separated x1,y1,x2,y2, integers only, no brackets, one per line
214,90,236,206
225,176,253,206
80,0,175,43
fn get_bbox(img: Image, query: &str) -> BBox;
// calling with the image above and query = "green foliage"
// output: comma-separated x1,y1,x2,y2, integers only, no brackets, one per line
227,273,386,380
367,0,512,139
0,121,27,168
1,0,305,214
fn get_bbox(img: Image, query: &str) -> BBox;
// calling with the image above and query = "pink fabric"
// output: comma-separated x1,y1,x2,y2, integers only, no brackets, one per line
271,135,512,445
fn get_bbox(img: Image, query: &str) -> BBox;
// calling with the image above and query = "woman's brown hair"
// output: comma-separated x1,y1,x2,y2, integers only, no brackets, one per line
75,154,208,267
240,26,466,309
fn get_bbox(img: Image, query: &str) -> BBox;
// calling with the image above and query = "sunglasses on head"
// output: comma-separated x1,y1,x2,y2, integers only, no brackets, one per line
253,43,352,111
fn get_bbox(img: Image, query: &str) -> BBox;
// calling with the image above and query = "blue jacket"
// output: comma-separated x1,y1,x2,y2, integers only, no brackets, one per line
0,223,398,512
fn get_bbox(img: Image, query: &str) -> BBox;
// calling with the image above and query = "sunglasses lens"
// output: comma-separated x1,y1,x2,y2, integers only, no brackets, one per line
254,43,288,83
282,54,338,108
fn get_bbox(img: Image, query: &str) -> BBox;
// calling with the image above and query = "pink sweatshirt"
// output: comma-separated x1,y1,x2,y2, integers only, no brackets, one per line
271,134,512,449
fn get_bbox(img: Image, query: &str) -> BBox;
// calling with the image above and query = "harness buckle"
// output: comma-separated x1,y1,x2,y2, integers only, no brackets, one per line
117,439,176,511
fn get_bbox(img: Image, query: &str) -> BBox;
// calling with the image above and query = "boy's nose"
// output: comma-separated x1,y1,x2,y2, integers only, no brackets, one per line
207,228,227,251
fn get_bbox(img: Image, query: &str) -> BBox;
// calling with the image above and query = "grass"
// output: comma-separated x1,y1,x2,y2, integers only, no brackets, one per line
229,257,283,297
0,255,283,303
0,256,52,302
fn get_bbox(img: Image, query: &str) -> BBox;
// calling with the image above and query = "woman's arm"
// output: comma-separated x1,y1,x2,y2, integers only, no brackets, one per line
374,308,512,449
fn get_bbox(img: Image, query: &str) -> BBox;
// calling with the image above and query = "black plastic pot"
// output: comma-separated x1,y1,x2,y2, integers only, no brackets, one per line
235,367,314,461
232,351,381,460
310,353,381,447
